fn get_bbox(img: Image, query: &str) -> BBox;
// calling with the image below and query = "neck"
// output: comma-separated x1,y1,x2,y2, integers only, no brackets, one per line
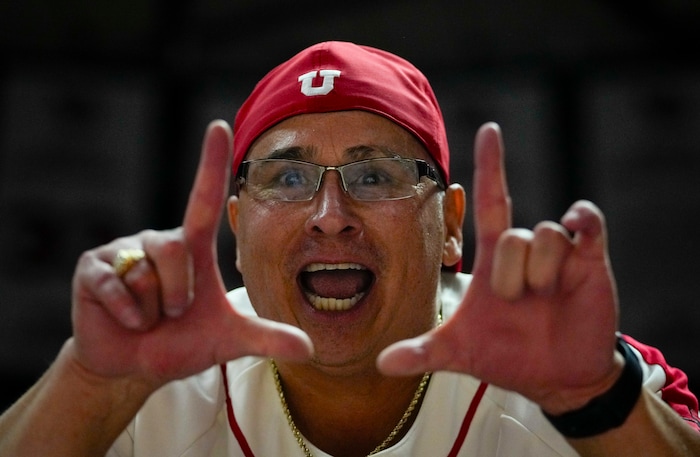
273,361,430,457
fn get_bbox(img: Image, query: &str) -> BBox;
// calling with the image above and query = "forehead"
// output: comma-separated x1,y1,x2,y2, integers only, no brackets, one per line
246,111,431,162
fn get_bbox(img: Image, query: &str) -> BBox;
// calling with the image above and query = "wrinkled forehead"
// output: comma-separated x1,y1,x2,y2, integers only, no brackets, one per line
232,41,450,185
244,111,433,165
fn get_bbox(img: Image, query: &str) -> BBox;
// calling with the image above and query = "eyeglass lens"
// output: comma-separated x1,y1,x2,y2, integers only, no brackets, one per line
243,158,431,201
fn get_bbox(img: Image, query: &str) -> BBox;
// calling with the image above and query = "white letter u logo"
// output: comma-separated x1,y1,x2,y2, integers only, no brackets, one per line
298,70,341,96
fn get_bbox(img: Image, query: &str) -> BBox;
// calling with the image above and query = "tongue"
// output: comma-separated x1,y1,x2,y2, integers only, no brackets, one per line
302,270,370,299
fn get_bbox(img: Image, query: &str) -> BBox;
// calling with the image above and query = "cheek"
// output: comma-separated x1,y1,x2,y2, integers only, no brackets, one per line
421,204,446,261
235,203,293,280
235,204,302,320
377,198,445,266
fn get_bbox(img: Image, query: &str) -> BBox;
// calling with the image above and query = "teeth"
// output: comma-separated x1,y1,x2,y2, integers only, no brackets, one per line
302,263,368,311
304,263,365,272
305,292,364,311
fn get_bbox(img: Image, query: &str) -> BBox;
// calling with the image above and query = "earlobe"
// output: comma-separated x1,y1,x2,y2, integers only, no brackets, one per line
442,184,466,267
227,196,240,235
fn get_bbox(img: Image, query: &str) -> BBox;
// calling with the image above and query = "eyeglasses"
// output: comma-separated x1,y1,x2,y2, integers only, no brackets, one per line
235,157,445,202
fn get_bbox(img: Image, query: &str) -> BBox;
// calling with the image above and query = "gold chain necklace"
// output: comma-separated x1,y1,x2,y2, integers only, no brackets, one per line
270,360,431,457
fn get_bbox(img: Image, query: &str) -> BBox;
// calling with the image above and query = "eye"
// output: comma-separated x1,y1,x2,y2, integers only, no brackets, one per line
275,168,309,188
352,165,394,187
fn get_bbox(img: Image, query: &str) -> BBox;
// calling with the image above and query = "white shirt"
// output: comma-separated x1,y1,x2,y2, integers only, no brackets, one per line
107,273,673,457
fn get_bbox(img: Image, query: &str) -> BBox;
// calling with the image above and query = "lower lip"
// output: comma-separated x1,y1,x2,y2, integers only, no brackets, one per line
304,292,365,311
297,286,372,322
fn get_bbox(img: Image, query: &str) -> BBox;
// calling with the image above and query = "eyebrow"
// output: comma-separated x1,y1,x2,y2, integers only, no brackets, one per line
346,145,399,160
265,145,400,161
266,146,310,160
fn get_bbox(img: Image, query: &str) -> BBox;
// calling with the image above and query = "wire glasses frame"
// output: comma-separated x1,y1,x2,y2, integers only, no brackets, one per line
235,157,445,202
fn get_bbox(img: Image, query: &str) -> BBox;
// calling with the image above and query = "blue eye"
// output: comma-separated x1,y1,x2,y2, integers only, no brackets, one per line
358,169,392,186
277,168,309,188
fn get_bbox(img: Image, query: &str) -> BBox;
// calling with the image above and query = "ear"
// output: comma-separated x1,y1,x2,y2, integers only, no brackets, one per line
227,195,243,272
442,184,466,267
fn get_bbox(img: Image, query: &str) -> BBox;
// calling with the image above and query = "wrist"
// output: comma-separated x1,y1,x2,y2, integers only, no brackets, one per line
60,339,156,405
0,339,154,456
542,337,643,438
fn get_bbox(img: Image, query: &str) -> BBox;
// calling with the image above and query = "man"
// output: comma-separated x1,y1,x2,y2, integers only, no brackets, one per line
1,41,698,456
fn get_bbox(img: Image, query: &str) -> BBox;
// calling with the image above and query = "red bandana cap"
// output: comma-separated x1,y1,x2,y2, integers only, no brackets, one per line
232,41,460,271
232,41,450,186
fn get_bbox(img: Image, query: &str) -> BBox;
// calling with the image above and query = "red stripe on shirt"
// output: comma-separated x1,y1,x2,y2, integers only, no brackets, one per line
223,364,490,456
447,381,489,457
221,364,256,457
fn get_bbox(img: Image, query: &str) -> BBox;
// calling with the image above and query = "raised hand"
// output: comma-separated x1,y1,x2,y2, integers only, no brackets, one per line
377,122,622,413
70,120,312,387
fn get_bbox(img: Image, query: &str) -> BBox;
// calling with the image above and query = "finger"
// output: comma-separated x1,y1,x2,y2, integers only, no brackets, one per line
376,330,455,376
560,200,608,260
120,256,161,327
73,249,145,330
142,228,192,317
491,228,532,300
219,316,315,363
472,123,513,277
183,120,233,269
526,221,573,295
473,123,511,242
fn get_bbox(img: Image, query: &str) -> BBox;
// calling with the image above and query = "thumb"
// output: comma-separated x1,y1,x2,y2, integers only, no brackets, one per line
215,315,314,364
377,332,450,376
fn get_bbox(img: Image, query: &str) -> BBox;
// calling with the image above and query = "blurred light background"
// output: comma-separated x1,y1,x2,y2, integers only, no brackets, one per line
1,0,699,410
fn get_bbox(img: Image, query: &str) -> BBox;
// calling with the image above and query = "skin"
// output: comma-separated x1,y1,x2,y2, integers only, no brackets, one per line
0,118,698,456
227,111,465,453
228,111,462,373
377,123,625,412
0,121,315,456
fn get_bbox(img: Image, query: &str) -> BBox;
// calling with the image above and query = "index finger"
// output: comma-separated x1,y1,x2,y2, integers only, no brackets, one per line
473,123,512,253
183,120,233,265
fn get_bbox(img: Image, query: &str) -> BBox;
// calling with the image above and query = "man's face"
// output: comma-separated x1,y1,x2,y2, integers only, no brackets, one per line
228,111,461,375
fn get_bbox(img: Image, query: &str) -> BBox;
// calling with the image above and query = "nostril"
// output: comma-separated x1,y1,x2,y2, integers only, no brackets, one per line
305,175,360,236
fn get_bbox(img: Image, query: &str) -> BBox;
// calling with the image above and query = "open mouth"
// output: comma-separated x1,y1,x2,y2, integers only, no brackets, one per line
299,263,374,311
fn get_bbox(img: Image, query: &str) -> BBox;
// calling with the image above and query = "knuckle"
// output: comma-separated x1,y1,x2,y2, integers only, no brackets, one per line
92,264,116,290
497,228,532,254
75,248,98,270
74,249,106,284
507,228,534,243
158,237,186,258
138,228,159,238
533,220,560,234
143,229,187,260
124,269,156,296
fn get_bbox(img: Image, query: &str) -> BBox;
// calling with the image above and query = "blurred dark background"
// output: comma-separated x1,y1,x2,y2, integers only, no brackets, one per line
1,1,699,411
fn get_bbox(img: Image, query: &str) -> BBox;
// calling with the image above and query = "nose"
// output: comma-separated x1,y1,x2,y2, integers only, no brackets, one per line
304,171,361,236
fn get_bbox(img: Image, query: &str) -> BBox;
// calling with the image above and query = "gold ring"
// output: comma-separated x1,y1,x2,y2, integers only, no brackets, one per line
112,248,147,278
